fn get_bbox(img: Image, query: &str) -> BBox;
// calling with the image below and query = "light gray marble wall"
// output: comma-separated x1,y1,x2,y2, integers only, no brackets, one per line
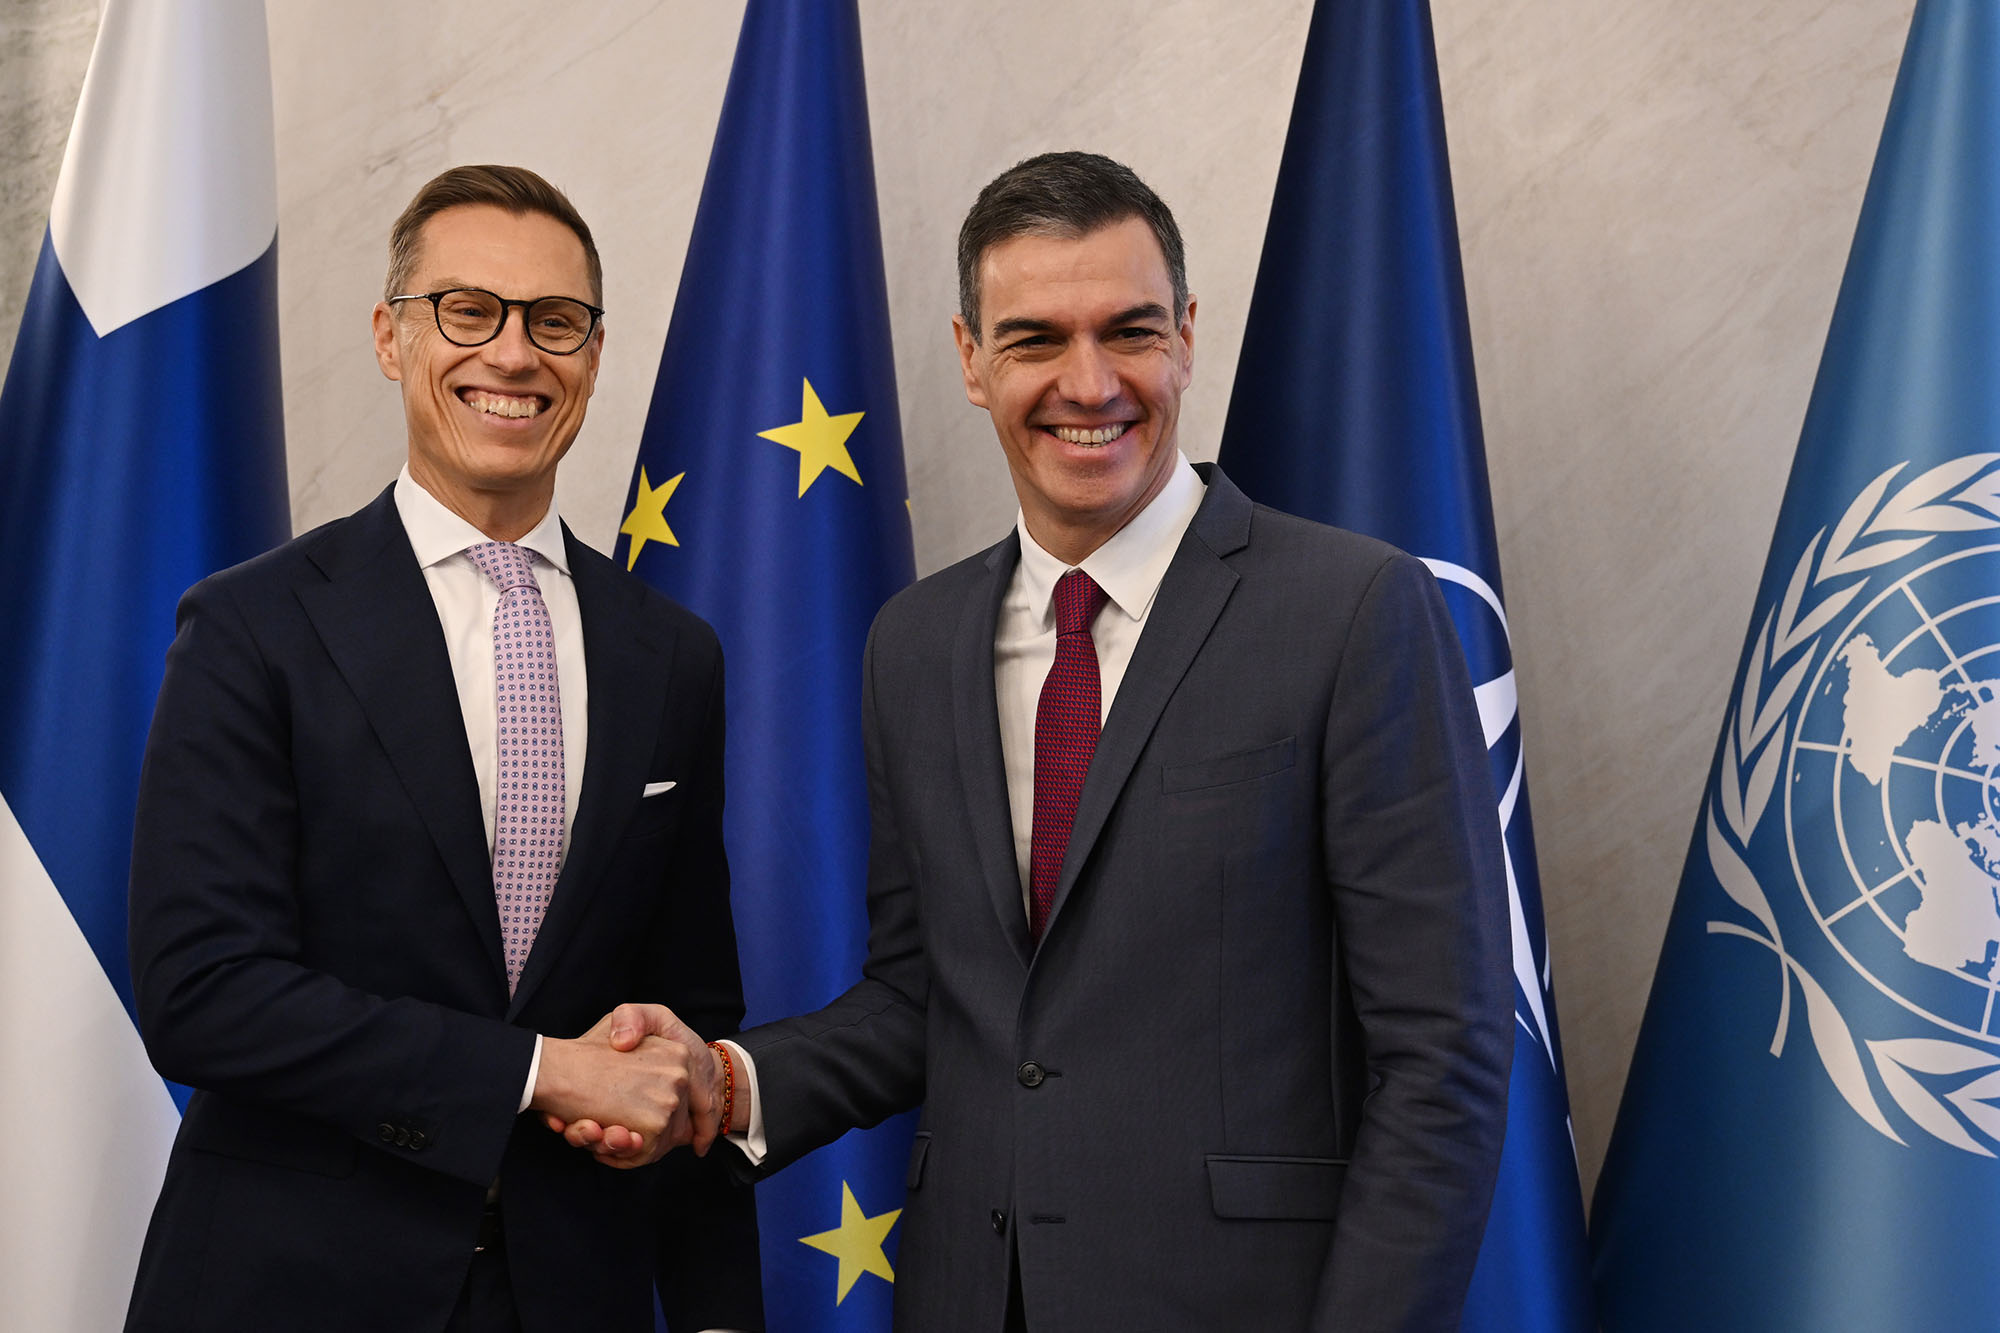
0,0,1918,1201
0,0,95,330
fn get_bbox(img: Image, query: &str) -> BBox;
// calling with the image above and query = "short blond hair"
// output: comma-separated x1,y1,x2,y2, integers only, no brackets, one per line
384,164,601,303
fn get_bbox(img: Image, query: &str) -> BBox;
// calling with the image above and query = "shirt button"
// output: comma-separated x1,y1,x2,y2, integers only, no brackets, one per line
1017,1061,1045,1088
990,1209,1008,1236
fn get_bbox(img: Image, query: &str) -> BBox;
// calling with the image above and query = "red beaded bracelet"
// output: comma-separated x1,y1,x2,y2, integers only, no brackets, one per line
707,1040,736,1135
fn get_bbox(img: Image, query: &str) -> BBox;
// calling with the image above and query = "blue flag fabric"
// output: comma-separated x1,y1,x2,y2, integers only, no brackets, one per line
1592,4,2000,1326
0,1,287,1326
616,2,914,1327
1216,2,1594,1327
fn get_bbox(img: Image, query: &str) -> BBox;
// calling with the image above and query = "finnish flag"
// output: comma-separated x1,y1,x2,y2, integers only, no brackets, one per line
0,1,289,1326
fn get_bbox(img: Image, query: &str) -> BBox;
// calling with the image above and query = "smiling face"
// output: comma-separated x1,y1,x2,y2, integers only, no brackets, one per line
953,216,1195,565
371,204,602,536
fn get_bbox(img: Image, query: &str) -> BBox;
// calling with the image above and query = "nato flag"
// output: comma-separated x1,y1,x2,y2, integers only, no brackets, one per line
0,1,288,1327
1594,3,2000,1326
616,2,914,1327
1217,2,1593,1328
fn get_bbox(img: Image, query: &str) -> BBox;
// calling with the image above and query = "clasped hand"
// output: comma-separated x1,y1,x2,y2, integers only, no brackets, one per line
530,1004,721,1168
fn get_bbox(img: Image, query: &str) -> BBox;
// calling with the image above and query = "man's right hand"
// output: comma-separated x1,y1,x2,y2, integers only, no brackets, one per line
527,1012,701,1169
541,1003,741,1162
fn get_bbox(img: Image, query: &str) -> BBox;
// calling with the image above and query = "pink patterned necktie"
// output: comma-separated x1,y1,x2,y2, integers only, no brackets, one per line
465,541,564,994
1030,569,1109,943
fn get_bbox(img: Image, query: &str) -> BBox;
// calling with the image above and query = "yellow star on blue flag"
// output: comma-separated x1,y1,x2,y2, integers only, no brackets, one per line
759,378,864,497
619,466,683,570
614,2,918,1324
798,1180,902,1304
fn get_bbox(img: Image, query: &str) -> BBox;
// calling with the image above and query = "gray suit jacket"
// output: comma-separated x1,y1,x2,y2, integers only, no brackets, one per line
739,464,1511,1331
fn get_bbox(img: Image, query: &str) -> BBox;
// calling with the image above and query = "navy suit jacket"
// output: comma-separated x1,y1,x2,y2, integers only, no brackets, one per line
738,465,1512,1331
125,486,761,1332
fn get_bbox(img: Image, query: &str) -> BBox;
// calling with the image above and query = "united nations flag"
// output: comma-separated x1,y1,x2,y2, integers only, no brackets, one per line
1592,3,2000,1326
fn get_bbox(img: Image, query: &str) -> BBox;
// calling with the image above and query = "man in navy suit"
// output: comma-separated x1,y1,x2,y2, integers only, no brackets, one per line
125,165,761,1333
574,152,1512,1332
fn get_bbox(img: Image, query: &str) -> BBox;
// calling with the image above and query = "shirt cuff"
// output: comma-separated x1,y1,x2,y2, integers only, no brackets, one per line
717,1039,767,1165
517,1033,543,1114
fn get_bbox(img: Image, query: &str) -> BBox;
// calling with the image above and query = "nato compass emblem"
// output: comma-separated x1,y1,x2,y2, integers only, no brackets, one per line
1709,454,2000,1154
1421,558,1563,1093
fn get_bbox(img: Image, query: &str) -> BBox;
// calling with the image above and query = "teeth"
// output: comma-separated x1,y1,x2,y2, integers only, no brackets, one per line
1051,424,1128,445
464,391,544,419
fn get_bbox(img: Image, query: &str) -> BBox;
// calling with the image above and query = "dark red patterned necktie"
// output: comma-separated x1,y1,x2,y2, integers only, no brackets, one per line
1030,569,1109,943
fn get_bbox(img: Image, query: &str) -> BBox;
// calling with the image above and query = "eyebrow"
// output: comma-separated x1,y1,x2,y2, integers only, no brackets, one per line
988,303,1174,342
989,316,1059,341
416,280,591,303
1105,302,1172,327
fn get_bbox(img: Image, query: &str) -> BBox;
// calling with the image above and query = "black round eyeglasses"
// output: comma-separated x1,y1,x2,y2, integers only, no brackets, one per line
387,287,604,355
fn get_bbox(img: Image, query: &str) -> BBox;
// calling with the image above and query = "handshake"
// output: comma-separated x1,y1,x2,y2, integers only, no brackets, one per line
526,1003,742,1169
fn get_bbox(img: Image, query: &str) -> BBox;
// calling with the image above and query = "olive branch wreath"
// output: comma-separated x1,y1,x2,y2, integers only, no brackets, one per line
1705,452,2000,1155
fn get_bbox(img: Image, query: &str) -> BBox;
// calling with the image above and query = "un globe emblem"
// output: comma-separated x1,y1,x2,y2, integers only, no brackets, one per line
1789,544,2000,1044
1706,454,2000,1154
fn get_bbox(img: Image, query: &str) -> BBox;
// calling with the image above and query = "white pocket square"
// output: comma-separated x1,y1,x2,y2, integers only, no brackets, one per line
642,780,677,798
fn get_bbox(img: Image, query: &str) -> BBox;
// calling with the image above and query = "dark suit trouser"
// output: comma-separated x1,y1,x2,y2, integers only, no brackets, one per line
447,1209,523,1333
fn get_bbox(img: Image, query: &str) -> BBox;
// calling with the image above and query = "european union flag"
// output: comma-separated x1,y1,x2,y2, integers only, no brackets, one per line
615,2,913,1327
1217,2,1593,1327
1593,3,2000,1325
0,1,288,1326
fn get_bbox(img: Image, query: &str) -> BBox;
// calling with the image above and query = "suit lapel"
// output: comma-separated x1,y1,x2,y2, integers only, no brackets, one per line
509,530,676,1016
1044,466,1253,937
954,534,1034,966
295,487,505,986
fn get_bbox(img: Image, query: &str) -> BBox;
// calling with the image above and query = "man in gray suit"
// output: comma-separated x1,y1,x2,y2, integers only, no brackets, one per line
566,151,1512,1331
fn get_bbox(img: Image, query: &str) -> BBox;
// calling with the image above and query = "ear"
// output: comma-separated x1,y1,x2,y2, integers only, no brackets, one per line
951,314,989,408
1176,295,1197,390
371,302,402,381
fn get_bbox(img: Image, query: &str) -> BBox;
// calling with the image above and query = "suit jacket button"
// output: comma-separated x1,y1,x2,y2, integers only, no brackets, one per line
1016,1061,1044,1088
990,1209,1007,1236
377,1122,396,1144
408,1130,429,1151
395,1127,412,1148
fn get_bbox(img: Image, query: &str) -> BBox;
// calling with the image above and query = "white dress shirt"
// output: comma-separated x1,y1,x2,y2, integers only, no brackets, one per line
399,473,747,1333
994,454,1207,905
724,453,1207,1164
393,466,590,1111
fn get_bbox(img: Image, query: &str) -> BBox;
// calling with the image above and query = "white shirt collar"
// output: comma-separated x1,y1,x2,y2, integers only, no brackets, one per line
1014,452,1206,624
393,464,572,576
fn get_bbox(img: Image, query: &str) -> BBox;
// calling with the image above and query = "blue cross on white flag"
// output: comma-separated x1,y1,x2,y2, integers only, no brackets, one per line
0,2,289,1327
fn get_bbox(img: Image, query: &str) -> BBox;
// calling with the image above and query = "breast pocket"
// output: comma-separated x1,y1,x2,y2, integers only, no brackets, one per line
1161,737,1296,793
621,780,684,842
